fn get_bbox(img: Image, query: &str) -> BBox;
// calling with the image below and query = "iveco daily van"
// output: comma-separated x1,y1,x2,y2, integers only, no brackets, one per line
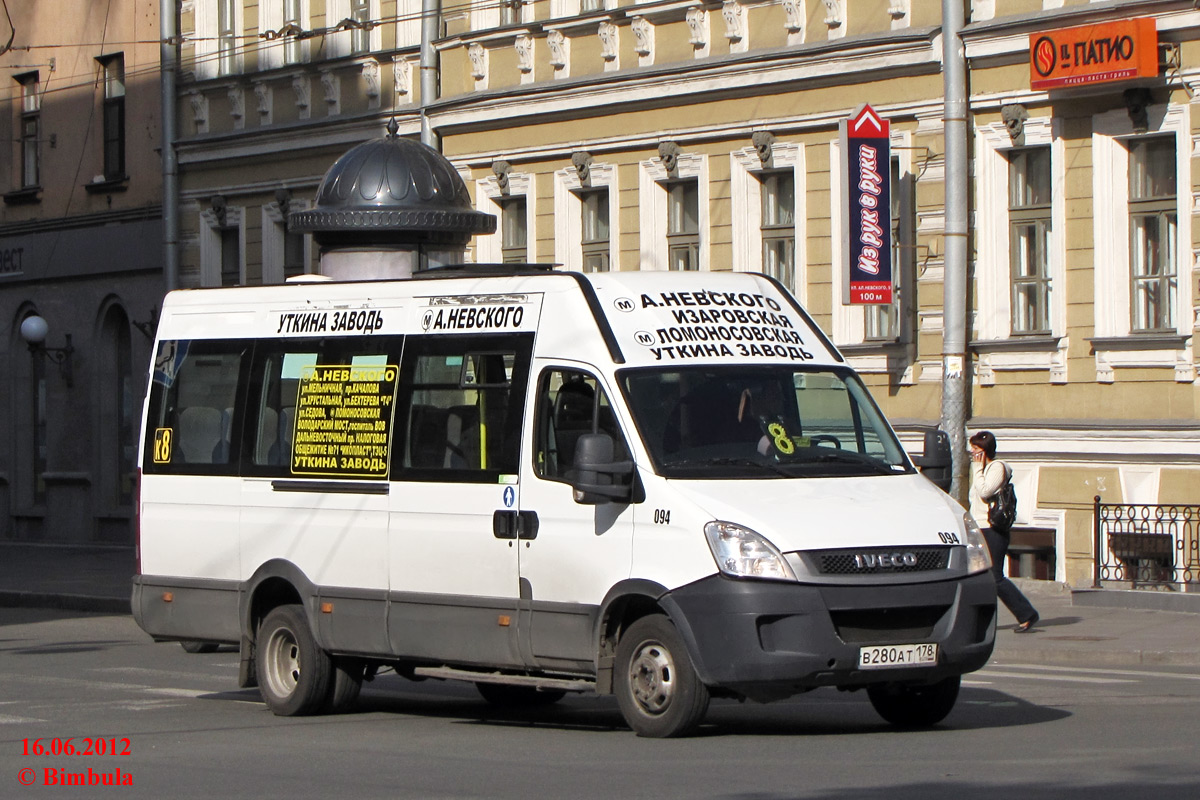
133,266,996,737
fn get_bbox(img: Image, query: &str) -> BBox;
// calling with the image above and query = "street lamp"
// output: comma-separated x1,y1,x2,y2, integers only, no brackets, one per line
20,314,74,387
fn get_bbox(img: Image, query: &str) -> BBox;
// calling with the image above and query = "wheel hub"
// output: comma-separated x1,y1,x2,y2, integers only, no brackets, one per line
265,628,301,699
629,641,674,714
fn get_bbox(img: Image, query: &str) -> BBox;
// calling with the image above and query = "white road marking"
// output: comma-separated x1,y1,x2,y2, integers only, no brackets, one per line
0,714,47,724
993,663,1200,681
978,670,1134,684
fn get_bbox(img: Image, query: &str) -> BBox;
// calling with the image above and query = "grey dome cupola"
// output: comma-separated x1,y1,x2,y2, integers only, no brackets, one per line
290,124,496,252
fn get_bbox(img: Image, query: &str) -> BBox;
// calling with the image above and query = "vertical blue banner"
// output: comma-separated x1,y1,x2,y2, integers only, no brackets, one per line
842,105,892,305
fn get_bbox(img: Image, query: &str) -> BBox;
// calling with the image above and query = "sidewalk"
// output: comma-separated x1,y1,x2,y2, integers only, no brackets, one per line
2,543,1199,667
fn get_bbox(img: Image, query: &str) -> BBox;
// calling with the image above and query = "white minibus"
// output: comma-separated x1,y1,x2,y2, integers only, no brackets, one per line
133,266,995,737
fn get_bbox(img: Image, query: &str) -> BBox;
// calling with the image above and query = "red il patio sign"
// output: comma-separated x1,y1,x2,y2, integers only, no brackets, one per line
1030,17,1158,90
841,104,892,305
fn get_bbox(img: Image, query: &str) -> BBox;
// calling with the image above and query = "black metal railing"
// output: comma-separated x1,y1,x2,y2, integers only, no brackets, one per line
1093,497,1200,590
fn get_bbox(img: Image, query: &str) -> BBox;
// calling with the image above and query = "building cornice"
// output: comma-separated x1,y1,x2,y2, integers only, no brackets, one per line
0,207,163,238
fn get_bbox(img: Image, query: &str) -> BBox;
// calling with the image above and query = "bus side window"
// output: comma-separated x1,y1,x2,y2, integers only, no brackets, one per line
144,341,244,473
393,334,533,483
535,369,630,482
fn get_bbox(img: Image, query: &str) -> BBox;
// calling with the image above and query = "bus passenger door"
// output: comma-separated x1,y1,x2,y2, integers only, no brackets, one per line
388,334,534,668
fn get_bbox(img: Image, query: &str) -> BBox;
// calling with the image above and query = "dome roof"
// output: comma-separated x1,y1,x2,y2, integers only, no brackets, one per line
289,129,495,243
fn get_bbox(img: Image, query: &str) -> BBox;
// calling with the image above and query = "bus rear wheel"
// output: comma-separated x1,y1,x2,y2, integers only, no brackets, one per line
257,604,332,716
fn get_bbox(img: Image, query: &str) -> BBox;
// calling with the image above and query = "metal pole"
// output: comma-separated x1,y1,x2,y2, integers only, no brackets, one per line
941,0,969,502
1093,495,1103,589
160,0,179,292
419,0,440,149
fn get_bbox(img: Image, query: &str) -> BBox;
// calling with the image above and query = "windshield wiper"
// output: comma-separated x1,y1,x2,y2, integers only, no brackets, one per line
807,449,902,476
662,456,790,477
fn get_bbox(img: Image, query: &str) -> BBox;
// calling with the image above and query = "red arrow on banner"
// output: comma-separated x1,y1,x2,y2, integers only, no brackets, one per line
850,104,886,136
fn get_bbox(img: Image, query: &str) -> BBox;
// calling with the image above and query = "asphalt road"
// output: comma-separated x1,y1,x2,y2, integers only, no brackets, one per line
2,608,1199,799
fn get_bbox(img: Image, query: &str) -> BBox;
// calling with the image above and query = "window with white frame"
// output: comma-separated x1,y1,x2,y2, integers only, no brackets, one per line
263,201,312,283
554,162,617,273
1091,105,1190,343
500,0,523,26
974,116,1065,344
395,0,422,48
474,0,524,30
260,0,310,69
327,0,381,57
194,0,244,78
476,172,534,263
549,0,608,19
667,180,700,271
500,197,529,262
199,204,245,287
1008,147,1052,335
218,0,238,74
639,152,708,272
1127,136,1177,333
580,189,610,272
759,171,795,289
730,143,804,297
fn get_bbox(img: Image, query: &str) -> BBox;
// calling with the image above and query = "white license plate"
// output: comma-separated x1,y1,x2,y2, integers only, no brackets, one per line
858,643,938,669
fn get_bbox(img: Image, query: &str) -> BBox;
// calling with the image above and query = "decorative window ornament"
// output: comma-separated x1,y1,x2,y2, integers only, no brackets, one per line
823,0,843,28
291,72,311,119
547,30,568,71
686,7,709,49
599,23,618,64
469,43,487,81
253,82,272,125
722,1,744,43
572,151,594,186
515,35,534,74
632,17,653,57
781,0,804,33
319,69,340,115
393,56,412,98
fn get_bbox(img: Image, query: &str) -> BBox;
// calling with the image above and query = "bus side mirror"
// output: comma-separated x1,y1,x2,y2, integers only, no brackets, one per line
912,429,952,492
568,433,634,505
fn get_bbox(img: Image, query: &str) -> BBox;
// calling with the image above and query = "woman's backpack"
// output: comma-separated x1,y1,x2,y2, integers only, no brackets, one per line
988,467,1017,533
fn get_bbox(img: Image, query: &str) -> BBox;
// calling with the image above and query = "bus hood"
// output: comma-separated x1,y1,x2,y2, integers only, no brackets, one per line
667,473,967,552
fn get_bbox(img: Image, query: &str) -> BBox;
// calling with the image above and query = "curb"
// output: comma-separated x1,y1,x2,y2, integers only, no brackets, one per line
990,645,1200,668
1072,588,1200,615
0,591,130,615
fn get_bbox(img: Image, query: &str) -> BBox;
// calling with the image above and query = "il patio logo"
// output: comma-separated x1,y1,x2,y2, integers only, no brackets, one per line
1034,36,1056,77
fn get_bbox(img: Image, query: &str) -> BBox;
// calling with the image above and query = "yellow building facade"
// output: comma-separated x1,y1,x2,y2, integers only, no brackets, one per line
172,0,1200,586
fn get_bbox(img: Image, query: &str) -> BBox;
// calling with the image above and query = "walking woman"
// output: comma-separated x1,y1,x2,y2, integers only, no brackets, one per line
969,431,1039,633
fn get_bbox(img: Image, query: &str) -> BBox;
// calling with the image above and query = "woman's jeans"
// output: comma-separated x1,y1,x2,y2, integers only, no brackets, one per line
983,527,1038,624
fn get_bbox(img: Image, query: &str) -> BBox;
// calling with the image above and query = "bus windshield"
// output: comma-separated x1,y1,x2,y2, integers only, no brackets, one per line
620,366,913,480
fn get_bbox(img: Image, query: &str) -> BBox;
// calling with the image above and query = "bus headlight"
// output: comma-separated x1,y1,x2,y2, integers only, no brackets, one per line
963,512,993,575
704,521,797,581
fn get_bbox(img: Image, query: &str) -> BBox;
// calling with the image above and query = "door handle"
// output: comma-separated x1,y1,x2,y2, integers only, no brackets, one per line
517,510,539,540
492,510,518,539
493,510,538,540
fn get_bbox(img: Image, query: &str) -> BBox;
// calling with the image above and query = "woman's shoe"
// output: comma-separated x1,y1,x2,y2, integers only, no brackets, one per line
1014,613,1039,633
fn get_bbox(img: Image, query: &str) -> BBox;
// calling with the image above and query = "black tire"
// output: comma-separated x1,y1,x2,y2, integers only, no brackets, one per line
256,605,332,716
475,683,566,708
867,676,961,728
180,641,219,654
324,658,366,713
614,615,710,738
